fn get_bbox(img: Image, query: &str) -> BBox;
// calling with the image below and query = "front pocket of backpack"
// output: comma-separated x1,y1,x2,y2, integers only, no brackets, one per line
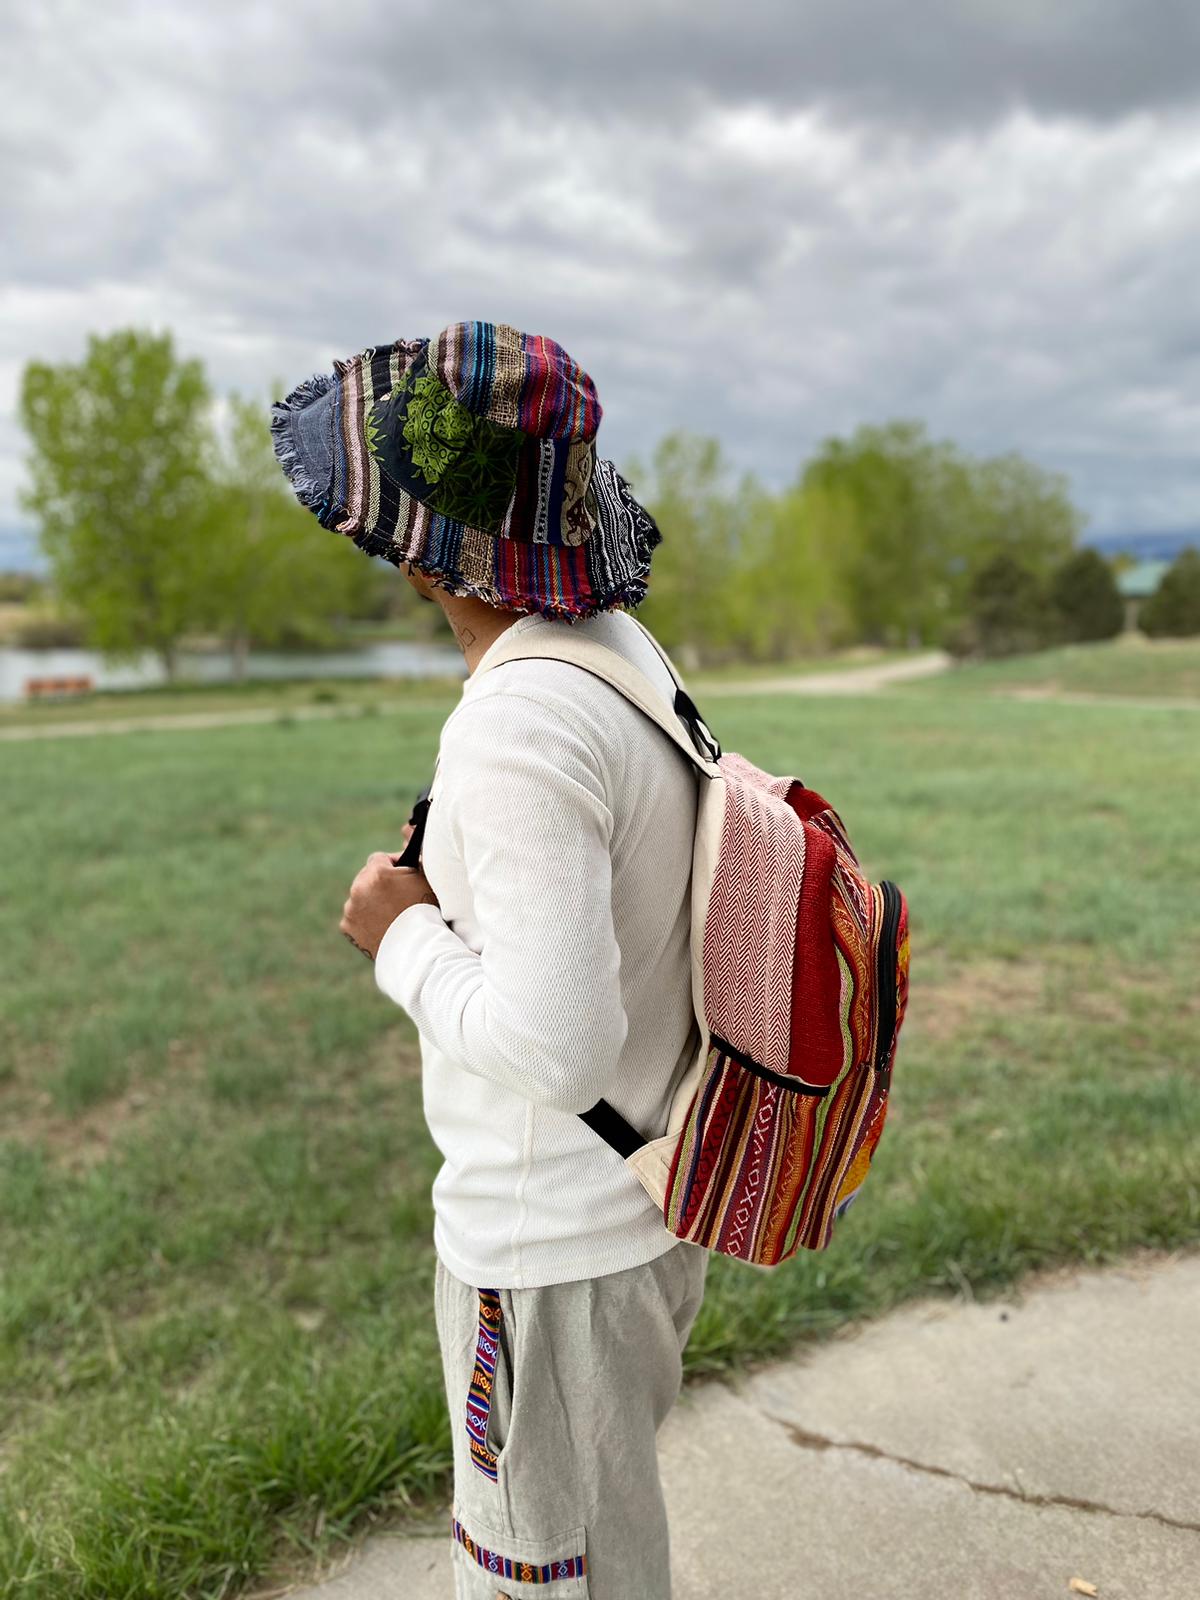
662,1042,830,1265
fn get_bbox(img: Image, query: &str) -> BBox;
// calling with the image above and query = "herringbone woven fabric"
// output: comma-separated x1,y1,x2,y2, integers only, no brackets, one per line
700,754,805,1079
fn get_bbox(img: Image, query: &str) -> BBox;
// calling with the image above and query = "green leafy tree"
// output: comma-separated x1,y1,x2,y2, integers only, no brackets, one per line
198,393,396,677
733,478,857,660
1048,547,1124,643
803,423,1083,649
962,453,1082,585
19,329,215,680
963,552,1054,658
1140,547,1200,637
630,433,755,669
802,421,975,648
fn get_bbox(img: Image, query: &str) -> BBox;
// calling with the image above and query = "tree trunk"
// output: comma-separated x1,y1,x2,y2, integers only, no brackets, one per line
230,631,250,683
159,643,179,684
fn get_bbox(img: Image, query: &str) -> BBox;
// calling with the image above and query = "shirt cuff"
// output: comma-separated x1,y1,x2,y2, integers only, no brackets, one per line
374,901,452,1010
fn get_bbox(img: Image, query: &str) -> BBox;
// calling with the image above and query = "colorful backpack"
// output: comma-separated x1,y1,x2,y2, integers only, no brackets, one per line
405,615,911,1267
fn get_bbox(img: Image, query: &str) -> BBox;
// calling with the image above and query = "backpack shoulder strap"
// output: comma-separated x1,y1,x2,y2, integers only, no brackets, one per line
623,611,683,689
621,613,723,764
472,625,723,779
461,620,723,1163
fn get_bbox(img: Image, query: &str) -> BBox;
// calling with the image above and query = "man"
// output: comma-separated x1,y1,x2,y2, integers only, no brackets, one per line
272,322,708,1599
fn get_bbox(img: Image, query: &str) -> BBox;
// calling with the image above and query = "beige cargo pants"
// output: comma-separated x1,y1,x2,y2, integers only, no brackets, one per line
434,1243,709,1599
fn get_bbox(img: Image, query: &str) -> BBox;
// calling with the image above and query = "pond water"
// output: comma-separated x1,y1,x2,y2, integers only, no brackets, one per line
0,640,467,703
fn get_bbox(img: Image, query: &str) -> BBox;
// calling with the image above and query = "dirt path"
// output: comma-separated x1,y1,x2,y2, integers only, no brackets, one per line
698,649,952,698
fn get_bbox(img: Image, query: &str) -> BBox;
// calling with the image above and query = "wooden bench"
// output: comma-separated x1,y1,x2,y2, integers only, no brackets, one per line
24,675,95,701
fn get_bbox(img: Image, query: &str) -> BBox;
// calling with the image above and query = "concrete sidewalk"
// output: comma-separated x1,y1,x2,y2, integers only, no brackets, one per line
275,1250,1199,1599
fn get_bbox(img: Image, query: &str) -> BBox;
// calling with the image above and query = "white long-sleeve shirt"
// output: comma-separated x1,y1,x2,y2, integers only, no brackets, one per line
374,606,702,1288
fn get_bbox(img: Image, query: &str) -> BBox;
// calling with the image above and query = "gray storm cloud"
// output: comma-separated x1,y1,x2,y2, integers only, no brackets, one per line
1,0,1198,561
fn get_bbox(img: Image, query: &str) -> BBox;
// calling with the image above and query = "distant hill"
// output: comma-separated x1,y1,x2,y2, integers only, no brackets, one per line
1084,529,1199,562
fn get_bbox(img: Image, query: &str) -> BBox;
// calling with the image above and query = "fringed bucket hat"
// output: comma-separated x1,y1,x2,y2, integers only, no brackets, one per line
270,320,662,621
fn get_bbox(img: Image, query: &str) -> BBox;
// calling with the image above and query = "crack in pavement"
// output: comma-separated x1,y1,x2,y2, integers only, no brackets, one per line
767,1414,1200,1537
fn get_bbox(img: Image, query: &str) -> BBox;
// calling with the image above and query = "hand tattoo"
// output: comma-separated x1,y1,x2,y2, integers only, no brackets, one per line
342,929,374,961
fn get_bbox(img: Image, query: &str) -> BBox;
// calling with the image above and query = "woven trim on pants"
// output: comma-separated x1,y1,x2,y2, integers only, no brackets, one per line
453,1517,588,1583
466,1288,502,1481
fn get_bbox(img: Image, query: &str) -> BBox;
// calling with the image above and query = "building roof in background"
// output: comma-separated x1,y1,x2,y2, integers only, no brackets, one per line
1117,560,1170,599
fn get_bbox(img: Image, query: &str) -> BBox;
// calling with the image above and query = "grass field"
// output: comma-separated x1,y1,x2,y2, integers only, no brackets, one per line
914,634,1200,700
2,647,1198,1598
0,673,466,730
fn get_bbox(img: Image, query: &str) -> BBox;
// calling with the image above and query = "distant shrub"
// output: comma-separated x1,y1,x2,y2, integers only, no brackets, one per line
266,618,343,653
1049,548,1124,642
0,572,43,603
14,613,87,648
961,553,1055,658
1140,547,1200,638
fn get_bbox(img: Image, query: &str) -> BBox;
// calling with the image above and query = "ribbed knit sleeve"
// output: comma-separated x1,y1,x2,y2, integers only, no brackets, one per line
373,685,630,1115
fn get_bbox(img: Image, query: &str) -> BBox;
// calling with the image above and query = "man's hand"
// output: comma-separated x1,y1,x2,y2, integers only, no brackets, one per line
340,839,440,962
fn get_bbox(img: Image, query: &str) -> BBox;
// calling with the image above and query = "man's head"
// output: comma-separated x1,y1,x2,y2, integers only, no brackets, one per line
271,321,661,622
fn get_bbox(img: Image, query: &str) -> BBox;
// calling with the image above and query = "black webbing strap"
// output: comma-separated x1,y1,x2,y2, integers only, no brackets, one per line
577,1098,645,1159
674,686,722,763
394,786,431,868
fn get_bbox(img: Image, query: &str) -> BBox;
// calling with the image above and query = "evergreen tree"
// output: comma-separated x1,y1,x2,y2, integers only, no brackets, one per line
1140,548,1200,637
1049,547,1124,642
965,553,1054,658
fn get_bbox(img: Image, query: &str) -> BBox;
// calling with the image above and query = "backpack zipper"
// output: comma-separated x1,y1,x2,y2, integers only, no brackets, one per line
874,881,902,1080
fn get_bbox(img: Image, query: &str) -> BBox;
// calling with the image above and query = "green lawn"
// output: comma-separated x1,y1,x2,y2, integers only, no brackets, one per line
913,635,1200,700
2,677,1198,1598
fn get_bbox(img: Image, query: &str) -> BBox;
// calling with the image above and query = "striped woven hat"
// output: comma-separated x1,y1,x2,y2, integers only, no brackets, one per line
270,321,662,621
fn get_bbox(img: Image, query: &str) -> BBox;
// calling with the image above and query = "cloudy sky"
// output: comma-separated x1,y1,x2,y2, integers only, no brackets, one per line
3,0,1198,567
